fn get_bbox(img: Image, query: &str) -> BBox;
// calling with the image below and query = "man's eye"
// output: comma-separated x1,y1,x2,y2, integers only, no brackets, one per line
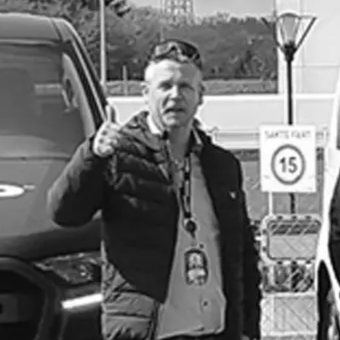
180,83,193,90
159,82,171,90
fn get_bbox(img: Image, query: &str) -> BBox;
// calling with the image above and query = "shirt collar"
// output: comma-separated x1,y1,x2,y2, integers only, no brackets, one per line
191,126,203,154
147,113,162,135
146,113,203,155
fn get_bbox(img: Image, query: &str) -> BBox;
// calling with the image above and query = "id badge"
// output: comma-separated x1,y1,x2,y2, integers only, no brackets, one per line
184,248,209,286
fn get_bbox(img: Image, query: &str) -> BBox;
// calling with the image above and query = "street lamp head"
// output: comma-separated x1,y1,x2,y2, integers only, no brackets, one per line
277,12,317,55
277,12,301,47
262,11,316,62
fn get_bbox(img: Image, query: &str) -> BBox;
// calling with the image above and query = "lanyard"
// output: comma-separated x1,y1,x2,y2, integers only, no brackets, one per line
164,136,198,239
179,155,198,239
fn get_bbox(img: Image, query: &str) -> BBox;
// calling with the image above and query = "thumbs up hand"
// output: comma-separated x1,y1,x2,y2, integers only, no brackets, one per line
92,105,121,158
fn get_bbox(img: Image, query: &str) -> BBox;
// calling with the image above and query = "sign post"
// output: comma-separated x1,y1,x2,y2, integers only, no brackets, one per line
260,125,316,194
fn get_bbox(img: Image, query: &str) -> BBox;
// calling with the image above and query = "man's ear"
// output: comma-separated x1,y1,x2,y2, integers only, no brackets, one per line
198,83,205,105
141,81,149,103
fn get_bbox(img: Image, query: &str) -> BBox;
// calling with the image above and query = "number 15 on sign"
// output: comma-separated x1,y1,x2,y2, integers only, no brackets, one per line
260,125,316,193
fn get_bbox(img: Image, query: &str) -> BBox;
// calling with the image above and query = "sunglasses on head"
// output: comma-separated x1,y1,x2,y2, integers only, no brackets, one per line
149,39,202,70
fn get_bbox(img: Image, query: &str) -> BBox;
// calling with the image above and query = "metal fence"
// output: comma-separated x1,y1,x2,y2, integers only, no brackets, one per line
238,149,324,340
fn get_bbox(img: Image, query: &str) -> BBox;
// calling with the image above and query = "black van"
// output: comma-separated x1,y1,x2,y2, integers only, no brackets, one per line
0,12,110,340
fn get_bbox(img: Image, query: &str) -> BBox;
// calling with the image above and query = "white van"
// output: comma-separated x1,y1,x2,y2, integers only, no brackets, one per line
315,74,340,339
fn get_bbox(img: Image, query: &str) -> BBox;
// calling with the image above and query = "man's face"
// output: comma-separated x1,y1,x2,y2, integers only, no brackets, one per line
142,59,203,131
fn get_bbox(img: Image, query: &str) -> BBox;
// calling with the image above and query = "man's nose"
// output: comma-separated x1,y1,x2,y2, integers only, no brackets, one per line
169,85,180,98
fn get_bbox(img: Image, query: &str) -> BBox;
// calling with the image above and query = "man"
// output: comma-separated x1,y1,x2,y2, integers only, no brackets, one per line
48,39,261,340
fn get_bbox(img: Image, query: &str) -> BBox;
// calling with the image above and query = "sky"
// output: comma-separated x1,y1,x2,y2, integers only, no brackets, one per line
130,0,276,17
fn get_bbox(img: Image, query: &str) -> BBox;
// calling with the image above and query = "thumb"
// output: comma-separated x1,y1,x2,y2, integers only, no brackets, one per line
105,103,116,123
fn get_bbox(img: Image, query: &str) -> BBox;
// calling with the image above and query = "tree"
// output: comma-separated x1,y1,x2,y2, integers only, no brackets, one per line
1,0,277,82
165,15,277,80
121,6,165,79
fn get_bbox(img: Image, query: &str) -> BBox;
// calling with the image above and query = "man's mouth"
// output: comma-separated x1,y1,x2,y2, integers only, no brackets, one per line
165,107,184,113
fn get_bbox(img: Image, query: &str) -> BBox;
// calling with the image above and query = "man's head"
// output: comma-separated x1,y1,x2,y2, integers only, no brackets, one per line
142,39,204,132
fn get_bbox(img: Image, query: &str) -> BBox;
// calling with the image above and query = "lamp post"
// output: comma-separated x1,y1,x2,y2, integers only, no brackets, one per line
159,0,164,41
262,12,316,214
99,0,107,94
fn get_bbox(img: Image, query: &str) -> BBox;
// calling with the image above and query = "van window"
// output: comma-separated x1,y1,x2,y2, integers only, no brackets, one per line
0,43,93,157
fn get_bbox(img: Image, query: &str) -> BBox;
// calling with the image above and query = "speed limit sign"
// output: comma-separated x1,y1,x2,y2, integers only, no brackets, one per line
260,125,316,193
271,144,306,185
